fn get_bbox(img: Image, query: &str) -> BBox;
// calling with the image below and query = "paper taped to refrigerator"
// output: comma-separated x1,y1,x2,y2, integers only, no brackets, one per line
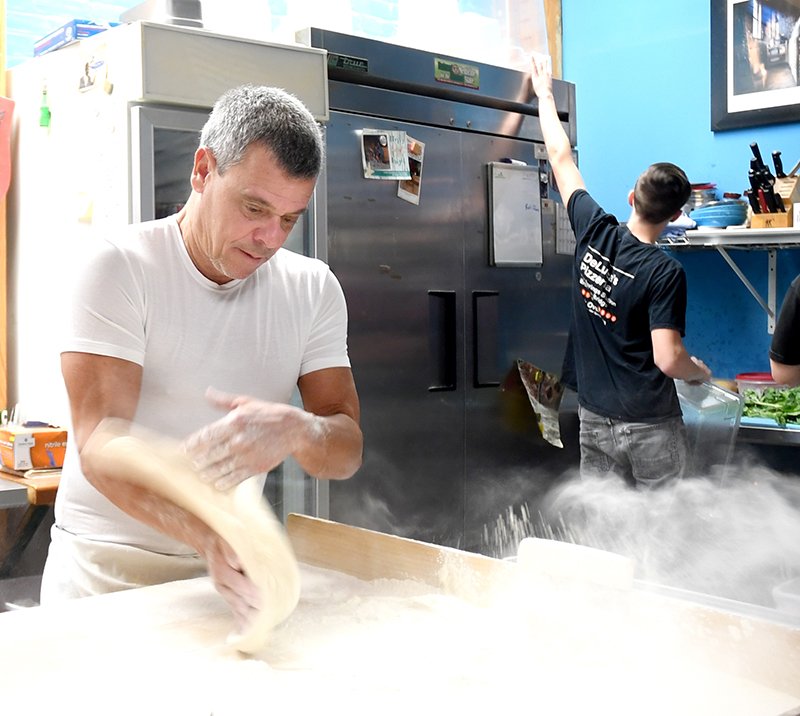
489,162,543,267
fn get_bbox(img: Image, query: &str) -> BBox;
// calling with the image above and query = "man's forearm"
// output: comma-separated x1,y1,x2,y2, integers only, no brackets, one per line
771,359,800,387
536,90,572,166
84,467,216,552
294,412,363,480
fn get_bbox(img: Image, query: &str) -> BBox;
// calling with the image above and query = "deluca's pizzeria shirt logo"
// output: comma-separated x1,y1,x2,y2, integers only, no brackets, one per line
578,246,634,325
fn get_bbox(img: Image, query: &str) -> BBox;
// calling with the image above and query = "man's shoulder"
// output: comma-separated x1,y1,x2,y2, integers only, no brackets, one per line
568,187,592,211
100,216,178,253
569,189,619,232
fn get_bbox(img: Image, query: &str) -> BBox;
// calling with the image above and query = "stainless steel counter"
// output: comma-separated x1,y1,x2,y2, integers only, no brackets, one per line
738,424,800,446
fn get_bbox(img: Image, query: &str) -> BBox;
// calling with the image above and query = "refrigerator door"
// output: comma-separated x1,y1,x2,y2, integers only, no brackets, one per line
460,132,577,552
325,111,467,546
324,112,577,549
130,105,207,223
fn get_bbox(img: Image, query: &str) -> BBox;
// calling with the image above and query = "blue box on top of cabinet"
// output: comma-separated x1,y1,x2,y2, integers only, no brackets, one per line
34,20,118,58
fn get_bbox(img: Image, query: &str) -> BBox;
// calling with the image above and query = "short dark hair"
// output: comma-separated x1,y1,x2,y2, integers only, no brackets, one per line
200,85,324,179
633,162,691,224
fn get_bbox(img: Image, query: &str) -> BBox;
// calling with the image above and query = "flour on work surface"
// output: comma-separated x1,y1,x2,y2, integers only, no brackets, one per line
183,564,798,716
2,564,796,715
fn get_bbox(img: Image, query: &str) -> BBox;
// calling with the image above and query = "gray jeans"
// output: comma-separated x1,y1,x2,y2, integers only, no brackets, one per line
578,405,688,489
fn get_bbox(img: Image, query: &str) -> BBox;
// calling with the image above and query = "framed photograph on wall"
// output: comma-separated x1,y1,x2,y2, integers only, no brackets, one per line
711,0,800,130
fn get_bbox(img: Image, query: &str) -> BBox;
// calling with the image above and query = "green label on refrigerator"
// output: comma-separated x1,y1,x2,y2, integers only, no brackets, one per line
434,58,480,90
328,53,369,73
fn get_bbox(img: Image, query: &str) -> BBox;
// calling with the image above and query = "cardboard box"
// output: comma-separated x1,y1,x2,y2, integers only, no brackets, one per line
33,20,118,57
0,425,68,471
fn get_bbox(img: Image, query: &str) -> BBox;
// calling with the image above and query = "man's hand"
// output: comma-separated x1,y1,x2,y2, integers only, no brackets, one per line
687,356,712,385
201,533,261,632
530,52,554,100
528,52,585,205
183,387,323,490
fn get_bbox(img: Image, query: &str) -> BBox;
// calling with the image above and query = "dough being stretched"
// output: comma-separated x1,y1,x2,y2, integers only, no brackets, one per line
82,418,301,654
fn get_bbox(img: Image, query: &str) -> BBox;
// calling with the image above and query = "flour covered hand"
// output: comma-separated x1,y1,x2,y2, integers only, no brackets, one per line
183,387,324,490
201,534,261,631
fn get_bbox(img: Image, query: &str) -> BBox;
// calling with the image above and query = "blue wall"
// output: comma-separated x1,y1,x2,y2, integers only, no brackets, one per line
561,0,800,379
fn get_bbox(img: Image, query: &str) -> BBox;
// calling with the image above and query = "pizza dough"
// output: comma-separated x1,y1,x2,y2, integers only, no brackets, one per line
81,418,301,654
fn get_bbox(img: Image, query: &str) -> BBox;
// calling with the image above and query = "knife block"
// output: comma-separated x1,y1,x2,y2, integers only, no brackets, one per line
751,209,793,229
750,176,797,229
776,175,800,204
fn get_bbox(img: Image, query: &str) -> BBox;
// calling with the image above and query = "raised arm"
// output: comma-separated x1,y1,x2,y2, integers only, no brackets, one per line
530,54,585,206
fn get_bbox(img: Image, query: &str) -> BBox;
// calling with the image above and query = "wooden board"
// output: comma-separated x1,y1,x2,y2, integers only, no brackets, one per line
286,513,516,604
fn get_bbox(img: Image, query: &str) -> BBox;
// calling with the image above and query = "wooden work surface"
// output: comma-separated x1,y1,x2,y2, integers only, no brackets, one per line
0,469,60,505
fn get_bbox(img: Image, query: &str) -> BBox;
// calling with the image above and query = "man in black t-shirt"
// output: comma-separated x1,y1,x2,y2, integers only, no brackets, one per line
531,55,711,488
770,275,800,386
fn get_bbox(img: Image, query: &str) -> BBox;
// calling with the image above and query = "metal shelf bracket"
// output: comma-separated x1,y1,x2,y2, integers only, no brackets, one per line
658,227,800,335
715,246,777,333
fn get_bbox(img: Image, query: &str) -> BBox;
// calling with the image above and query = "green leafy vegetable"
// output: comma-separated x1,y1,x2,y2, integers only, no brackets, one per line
742,386,800,426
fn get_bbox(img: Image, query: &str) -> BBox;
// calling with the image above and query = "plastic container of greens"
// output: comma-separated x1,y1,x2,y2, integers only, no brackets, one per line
738,374,800,427
735,372,785,395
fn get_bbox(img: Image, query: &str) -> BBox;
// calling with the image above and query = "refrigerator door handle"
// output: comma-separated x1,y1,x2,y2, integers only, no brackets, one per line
428,290,457,392
473,290,501,388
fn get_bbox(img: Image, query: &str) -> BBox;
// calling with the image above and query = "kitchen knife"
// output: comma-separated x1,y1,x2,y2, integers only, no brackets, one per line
757,188,769,214
766,185,785,212
772,150,786,178
748,169,762,212
744,189,759,213
750,142,775,185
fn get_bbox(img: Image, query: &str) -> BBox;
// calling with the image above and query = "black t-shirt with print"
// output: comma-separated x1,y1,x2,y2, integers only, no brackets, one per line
770,274,800,365
561,189,686,422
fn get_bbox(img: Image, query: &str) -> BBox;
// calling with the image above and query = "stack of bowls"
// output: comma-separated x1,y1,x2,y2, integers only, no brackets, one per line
689,199,749,228
683,183,720,214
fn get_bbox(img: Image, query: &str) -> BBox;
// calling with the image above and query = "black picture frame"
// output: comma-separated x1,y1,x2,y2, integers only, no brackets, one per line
711,0,800,131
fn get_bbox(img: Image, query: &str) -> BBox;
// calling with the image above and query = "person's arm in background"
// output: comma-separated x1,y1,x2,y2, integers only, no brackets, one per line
530,54,585,205
769,276,800,386
771,360,800,387
651,329,711,384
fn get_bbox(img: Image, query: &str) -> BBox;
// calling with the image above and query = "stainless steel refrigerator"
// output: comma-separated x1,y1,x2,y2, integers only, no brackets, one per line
300,29,580,551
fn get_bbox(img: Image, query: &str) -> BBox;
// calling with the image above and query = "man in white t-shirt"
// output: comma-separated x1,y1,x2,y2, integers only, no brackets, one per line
41,86,363,620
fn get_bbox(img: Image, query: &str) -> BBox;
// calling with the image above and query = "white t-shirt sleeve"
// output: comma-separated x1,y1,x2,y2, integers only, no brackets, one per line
300,266,351,376
62,239,146,366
